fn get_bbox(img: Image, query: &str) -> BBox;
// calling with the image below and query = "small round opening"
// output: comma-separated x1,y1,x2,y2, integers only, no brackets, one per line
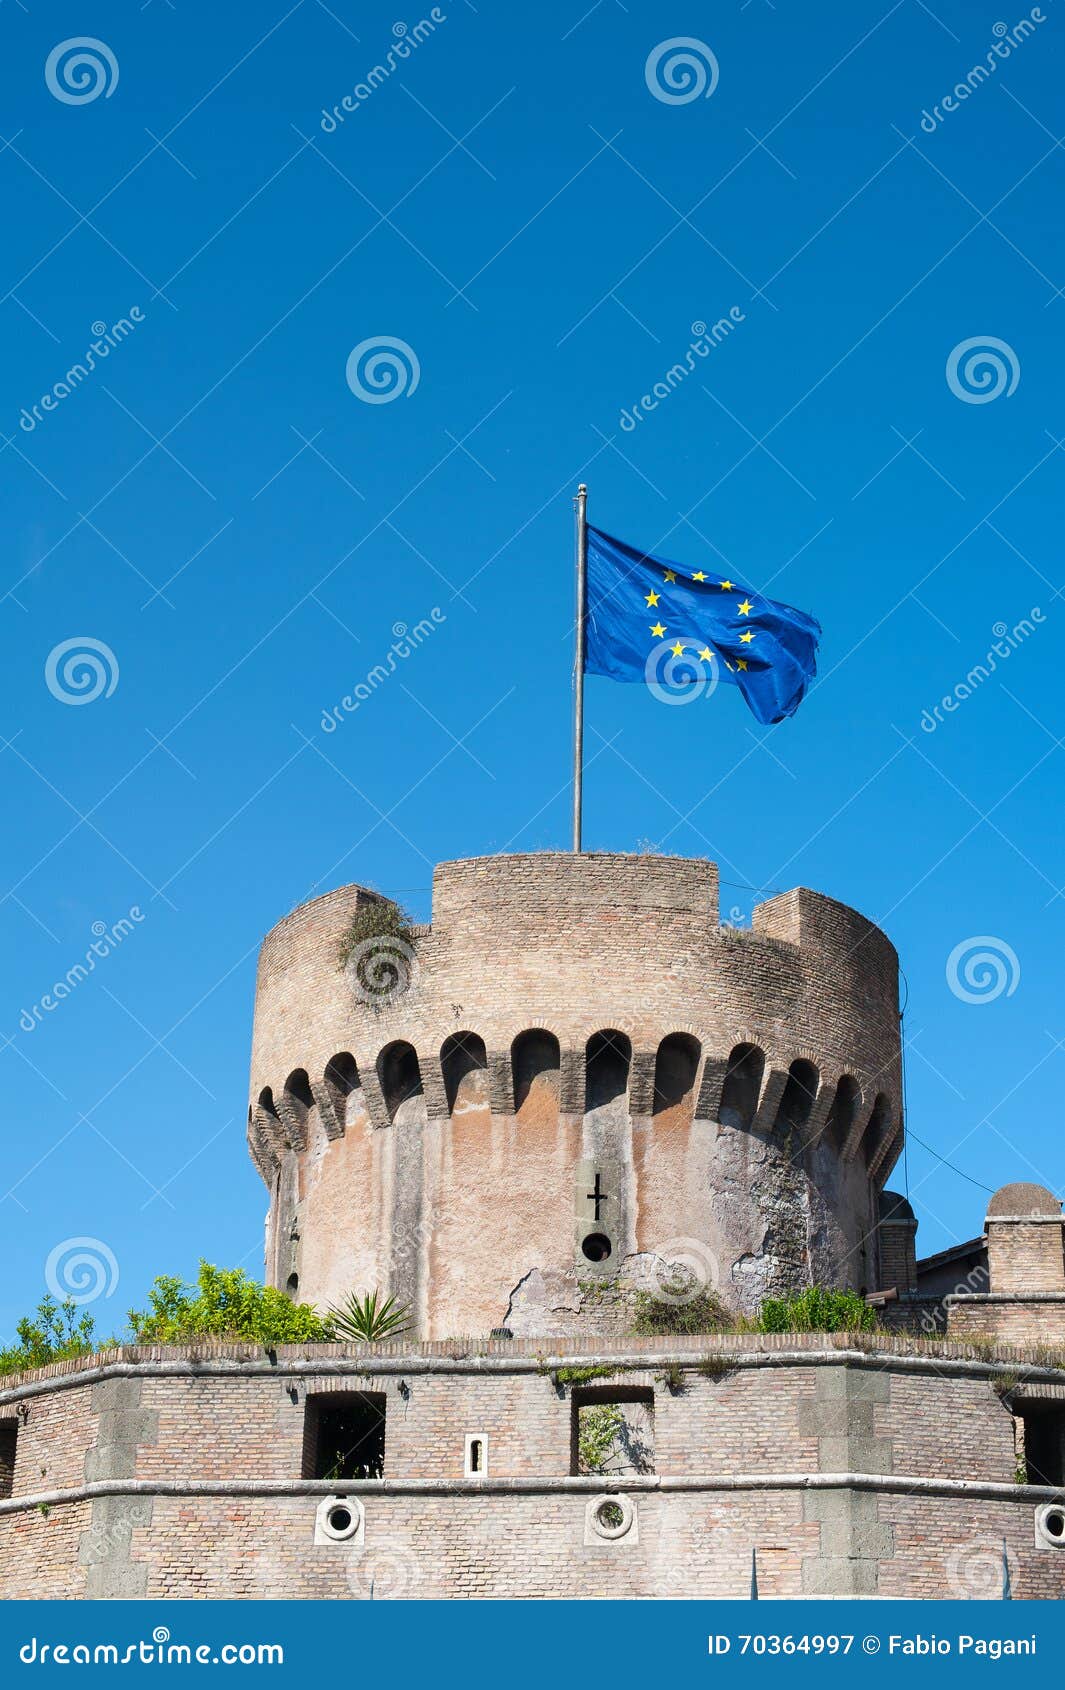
597,1500,624,1530
582,1232,612,1263
328,1505,352,1534
1046,1509,1065,1539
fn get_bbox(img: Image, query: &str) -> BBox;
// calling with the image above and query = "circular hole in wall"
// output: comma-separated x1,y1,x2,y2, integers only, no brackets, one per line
597,1501,624,1530
588,1493,634,1541
328,1505,352,1535
582,1233,612,1263
1045,1509,1065,1539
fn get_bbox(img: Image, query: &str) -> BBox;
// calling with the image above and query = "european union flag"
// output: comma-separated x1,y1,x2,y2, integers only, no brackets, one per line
584,526,820,725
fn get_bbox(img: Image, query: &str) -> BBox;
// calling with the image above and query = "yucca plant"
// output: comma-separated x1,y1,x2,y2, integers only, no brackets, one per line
327,1289,411,1343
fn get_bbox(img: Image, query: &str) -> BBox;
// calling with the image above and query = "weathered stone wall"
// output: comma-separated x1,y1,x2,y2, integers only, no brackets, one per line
247,855,903,1333
3,1338,1065,1601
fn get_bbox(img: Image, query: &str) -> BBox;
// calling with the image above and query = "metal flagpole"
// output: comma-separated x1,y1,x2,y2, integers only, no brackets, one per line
572,483,588,853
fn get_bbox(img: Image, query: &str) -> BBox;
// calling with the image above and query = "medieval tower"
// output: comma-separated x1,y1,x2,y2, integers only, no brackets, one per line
1,852,1064,1600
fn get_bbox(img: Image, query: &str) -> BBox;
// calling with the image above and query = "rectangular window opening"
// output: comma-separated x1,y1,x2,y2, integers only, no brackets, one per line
570,1386,654,1478
0,1420,16,1501
302,1392,386,1481
464,1433,488,1477
1018,1402,1065,1487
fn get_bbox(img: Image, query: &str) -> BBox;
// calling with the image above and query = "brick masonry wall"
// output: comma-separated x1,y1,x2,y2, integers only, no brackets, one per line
248,854,903,1332
3,1341,1065,1599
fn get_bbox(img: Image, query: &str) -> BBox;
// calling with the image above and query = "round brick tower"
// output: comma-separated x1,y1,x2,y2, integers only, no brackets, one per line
247,854,902,1338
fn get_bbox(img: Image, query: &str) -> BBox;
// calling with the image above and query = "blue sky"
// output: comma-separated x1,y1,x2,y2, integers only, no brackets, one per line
0,0,1062,1337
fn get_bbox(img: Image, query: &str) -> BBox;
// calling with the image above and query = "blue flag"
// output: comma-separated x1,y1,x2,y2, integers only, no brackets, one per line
584,525,820,725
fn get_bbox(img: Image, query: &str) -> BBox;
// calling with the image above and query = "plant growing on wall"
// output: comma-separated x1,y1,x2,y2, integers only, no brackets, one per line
756,1286,879,1334
128,1262,330,1344
577,1403,625,1475
327,1289,411,1343
0,1297,104,1377
631,1289,733,1337
337,897,419,1010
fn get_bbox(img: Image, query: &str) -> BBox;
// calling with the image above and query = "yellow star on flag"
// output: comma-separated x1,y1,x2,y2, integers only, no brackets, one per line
671,642,684,657
645,589,660,607
650,622,666,638
739,630,755,644
692,571,707,582
719,580,734,592
663,570,677,582
736,659,748,672
738,599,753,616
698,646,713,662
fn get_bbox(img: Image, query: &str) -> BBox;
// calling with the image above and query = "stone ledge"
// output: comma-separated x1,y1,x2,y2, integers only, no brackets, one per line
1,1471,1063,1518
2,1342,1063,1406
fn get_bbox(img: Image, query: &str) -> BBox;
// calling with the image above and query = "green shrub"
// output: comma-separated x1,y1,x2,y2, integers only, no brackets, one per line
0,1297,105,1378
757,1286,879,1334
128,1262,329,1344
337,897,418,973
631,1289,733,1337
577,1404,624,1475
